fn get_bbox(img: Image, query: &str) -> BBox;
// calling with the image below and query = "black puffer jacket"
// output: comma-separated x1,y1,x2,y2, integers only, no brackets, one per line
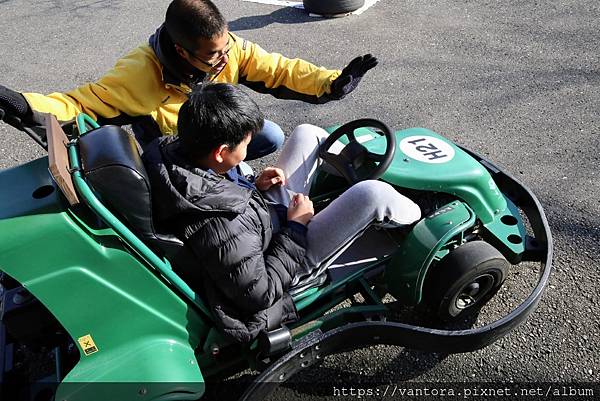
142,136,306,343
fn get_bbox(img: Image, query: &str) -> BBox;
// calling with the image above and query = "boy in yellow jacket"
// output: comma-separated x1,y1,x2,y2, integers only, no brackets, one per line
0,0,377,160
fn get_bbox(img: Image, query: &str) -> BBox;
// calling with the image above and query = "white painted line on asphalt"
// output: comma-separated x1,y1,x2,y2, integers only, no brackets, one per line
350,0,383,15
239,0,382,16
240,0,303,8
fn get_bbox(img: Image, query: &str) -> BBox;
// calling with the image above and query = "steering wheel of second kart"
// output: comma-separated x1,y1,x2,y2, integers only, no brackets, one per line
319,118,396,184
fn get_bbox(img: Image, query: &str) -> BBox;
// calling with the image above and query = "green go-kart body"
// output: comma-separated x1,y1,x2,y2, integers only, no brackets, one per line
0,115,552,401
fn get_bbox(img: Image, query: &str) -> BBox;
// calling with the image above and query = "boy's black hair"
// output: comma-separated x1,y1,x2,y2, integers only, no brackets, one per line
178,83,264,160
165,0,227,51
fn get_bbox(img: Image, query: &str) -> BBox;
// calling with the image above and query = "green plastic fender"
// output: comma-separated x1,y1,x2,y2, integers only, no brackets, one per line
357,128,506,225
56,339,203,401
0,157,206,401
385,201,476,305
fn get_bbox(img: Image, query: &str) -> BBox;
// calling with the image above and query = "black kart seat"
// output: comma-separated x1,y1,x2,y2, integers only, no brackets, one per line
77,126,197,273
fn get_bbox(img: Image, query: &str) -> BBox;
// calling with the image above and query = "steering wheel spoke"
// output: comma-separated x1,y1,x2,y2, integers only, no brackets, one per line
366,152,386,162
319,119,396,184
343,162,359,183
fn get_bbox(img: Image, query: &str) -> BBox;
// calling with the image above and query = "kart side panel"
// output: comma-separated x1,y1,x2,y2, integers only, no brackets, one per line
385,201,475,304
0,157,206,398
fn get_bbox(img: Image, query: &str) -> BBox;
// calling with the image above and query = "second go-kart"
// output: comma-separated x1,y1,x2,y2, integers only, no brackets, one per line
0,111,552,401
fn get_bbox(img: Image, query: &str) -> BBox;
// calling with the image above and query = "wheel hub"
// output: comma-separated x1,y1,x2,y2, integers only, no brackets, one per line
454,274,495,310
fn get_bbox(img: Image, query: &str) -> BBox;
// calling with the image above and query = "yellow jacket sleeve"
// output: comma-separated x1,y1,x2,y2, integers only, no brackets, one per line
224,33,341,103
23,46,168,123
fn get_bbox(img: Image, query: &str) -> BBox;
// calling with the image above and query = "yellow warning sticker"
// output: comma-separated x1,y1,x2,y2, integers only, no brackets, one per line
78,334,99,356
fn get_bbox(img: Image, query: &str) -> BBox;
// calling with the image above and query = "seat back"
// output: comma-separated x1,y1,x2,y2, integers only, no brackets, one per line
78,126,197,271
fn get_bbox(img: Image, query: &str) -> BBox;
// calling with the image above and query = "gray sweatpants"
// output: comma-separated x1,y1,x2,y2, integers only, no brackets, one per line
264,124,421,280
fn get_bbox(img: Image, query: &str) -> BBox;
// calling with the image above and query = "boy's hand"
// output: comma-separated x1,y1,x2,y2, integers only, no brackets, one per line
256,167,286,191
287,193,314,226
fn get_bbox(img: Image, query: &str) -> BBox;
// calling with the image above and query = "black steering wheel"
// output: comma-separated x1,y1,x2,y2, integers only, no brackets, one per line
319,118,396,184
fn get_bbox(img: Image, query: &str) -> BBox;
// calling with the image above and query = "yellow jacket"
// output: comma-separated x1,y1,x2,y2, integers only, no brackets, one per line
23,30,340,135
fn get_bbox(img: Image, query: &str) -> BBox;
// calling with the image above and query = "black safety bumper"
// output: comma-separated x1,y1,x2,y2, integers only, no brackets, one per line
240,148,552,401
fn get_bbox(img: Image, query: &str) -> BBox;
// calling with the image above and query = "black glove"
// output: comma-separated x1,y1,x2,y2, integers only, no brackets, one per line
0,84,49,149
0,84,32,122
329,54,378,100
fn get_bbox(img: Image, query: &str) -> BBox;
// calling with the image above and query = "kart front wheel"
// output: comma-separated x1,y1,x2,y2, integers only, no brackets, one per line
425,241,509,321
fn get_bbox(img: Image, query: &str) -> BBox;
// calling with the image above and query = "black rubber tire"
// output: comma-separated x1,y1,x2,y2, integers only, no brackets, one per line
423,241,509,321
303,0,365,15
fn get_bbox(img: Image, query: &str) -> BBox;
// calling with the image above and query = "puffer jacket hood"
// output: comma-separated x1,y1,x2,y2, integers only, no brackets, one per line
145,135,250,221
143,136,305,343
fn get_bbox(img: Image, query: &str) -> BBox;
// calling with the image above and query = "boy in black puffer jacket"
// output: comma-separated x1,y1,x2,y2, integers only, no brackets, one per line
142,83,420,343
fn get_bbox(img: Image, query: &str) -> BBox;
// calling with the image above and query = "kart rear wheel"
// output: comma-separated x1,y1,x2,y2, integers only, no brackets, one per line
424,241,509,321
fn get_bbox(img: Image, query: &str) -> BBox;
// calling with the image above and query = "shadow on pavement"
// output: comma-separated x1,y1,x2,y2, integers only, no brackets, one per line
229,6,318,31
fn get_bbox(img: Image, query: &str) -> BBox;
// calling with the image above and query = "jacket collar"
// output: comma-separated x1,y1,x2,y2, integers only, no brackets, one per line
149,24,207,87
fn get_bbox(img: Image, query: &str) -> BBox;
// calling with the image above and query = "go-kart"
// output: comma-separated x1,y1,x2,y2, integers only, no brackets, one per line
0,112,552,401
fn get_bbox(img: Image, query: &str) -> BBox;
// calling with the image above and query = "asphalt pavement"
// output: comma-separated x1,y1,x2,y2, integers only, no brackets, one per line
0,0,598,399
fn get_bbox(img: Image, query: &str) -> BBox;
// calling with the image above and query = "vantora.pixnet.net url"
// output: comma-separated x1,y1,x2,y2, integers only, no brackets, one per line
332,384,595,399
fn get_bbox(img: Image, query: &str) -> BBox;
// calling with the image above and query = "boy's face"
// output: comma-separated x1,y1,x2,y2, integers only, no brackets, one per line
213,133,252,174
